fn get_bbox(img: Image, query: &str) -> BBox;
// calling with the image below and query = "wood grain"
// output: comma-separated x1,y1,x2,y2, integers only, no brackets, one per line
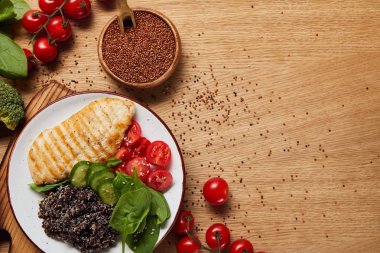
0,0,379,252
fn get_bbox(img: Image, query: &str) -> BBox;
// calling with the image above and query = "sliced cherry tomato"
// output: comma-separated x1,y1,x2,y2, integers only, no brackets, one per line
205,223,230,251
33,37,58,63
147,169,173,192
228,239,254,253
145,141,171,167
38,0,64,14
174,210,194,235
176,236,200,253
22,10,47,33
122,157,150,182
122,120,141,147
63,0,91,20
115,146,132,161
46,16,72,43
203,177,229,205
23,48,35,72
131,137,151,157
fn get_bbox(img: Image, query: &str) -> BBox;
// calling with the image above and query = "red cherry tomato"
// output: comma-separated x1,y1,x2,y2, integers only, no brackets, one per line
205,223,230,251
63,0,91,20
145,141,171,167
23,48,35,72
121,157,150,182
122,120,141,147
174,210,195,235
22,10,47,33
147,169,173,192
38,0,64,14
33,37,58,63
176,236,200,253
46,16,72,43
228,239,254,253
131,137,151,157
203,177,229,205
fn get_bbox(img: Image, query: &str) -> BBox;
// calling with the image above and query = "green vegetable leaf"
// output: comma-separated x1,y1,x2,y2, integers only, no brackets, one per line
126,216,160,253
110,188,151,253
29,180,69,192
9,0,29,20
148,188,170,225
107,157,122,167
0,0,15,23
113,172,132,196
0,32,27,79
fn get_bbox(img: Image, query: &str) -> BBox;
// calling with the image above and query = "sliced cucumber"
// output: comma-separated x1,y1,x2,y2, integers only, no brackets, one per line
98,178,119,205
86,163,109,185
89,169,115,191
70,161,91,188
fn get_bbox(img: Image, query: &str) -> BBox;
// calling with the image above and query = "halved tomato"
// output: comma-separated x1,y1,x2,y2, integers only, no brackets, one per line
147,169,173,192
145,141,171,167
132,137,151,157
122,120,141,147
123,157,151,182
114,146,132,162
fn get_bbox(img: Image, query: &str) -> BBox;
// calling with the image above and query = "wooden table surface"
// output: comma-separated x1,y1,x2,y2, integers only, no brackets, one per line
1,0,380,252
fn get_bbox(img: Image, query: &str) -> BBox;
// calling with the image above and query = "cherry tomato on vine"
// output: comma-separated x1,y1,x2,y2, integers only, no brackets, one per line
38,0,64,15
176,236,200,253
147,169,173,192
122,120,141,147
123,157,150,182
145,141,171,167
23,48,35,72
205,223,231,251
228,239,254,253
33,37,58,63
46,16,72,42
203,177,229,205
63,0,91,20
174,210,195,235
22,10,47,33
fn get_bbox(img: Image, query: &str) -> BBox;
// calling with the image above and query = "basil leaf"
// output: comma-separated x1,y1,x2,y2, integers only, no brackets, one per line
29,180,69,192
107,157,122,167
110,188,151,253
9,0,29,20
0,0,15,23
148,188,170,225
126,216,159,253
0,33,27,78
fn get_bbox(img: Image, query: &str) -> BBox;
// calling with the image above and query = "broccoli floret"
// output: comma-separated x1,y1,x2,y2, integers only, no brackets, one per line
0,80,25,130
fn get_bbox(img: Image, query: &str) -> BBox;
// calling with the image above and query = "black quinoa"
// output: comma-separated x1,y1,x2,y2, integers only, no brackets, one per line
38,185,118,253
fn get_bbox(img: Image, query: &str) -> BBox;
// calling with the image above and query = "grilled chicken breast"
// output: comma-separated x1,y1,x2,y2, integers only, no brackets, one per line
28,98,135,185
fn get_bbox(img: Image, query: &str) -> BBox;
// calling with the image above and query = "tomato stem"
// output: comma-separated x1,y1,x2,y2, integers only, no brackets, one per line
29,0,68,44
215,231,222,253
185,218,217,253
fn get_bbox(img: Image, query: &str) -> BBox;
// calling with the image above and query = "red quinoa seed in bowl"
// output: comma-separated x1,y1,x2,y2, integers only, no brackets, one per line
99,9,181,88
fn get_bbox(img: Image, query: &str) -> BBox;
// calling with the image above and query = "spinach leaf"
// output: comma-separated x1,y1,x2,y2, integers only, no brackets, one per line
0,32,27,78
0,0,15,23
148,188,170,225
29,180,69,192
128,169,171,225
113,172,132,196
110,188,151,253
9,0,29,20
107,157,122,167
126,216,160,253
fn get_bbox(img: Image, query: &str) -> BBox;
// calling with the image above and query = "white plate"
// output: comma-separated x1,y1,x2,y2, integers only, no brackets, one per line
7,92,185,253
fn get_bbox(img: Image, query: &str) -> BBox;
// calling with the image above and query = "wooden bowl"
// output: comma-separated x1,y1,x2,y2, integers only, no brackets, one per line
98,8,181,89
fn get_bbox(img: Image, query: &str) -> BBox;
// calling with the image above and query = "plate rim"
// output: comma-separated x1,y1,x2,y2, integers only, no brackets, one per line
6,90,186,252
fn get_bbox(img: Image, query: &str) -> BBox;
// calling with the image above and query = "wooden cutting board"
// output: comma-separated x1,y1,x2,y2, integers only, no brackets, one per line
0,81,74,253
